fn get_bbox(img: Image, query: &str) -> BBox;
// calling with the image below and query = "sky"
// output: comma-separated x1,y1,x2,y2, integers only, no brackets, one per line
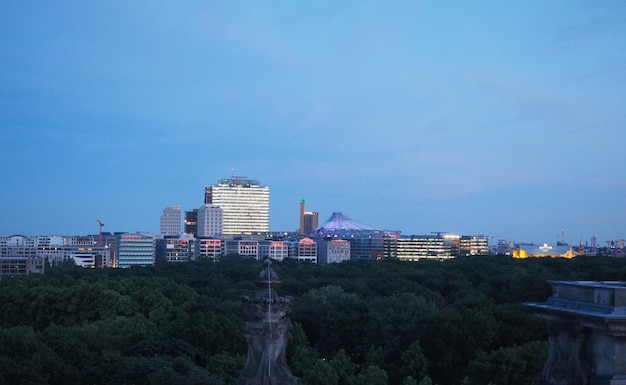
1,1,625,245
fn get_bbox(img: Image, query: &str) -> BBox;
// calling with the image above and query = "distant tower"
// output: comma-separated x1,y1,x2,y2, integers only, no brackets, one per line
299,199,305,234
557,227,567,246
579,239,585,256
160,205,181,236
298,198,319,235
238,260,298,385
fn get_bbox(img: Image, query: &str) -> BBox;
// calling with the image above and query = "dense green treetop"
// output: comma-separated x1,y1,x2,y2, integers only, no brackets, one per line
1,255,625,384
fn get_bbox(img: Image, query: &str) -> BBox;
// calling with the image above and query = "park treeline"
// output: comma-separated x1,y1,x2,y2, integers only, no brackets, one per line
1,255,626,385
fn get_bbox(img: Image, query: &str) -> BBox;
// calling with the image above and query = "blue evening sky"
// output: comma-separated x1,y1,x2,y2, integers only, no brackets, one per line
1,1,625,245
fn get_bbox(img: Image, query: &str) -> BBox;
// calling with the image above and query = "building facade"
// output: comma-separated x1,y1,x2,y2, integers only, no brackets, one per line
184,209,198,236
293,237,317,263
117,234,156,268
225,239,259,259
512,243,575,259
156,235,195,263
197,204,223,237
204,177,269,235
196,238,222,261
1,235,113,268
259,240,289,261
299,199,319,235
160,205,181,236
0,256,45,276
383,234,462,261
459,235,490,256
317,239,351,264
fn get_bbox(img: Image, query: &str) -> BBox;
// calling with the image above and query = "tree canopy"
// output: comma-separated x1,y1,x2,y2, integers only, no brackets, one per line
1,255,625,384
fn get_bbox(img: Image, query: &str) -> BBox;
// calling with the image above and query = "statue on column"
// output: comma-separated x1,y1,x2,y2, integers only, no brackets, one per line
237,259,298,385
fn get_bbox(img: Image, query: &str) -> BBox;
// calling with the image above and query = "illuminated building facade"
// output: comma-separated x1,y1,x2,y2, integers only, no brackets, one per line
71,253,96,267
512,243,574,259
383,233,461,261
156,235,194,263
204,177,269,235
460,235,490,256
293,237,317,263
196,238,222,261
160,205,181,236
117,234,156,268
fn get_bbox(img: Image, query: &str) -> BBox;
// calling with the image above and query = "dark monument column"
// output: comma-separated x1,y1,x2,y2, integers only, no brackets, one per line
525,280,626,385
237,260,298,385
539,321,587,385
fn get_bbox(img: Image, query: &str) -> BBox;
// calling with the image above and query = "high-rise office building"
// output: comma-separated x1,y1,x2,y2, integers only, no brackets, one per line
299,198,318,234
160,205,181,236
184,209,198,236
204,177,270,235
197,204,223,237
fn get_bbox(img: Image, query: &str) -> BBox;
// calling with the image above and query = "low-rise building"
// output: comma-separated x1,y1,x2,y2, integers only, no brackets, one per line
512,243,574,259
156,235,195,263
460,235,489,256
292,237,317,263
384,233,461,261
259,240,289,261
317,239,350,264
225,239,259,259
196,238,222,261
117,233,156,268
0,256,45,276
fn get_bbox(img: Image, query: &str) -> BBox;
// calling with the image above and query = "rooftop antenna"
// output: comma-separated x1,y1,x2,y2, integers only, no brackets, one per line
558,227,566,246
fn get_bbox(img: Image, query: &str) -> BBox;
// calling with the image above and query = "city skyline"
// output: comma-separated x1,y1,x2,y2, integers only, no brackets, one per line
1,2,625,245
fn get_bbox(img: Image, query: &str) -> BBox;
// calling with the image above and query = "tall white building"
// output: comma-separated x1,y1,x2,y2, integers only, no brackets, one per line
204,177,270,235
160,205,181,236
197,204,223,237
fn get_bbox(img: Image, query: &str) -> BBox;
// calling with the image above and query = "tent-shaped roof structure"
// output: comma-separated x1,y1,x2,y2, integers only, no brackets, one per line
309,212,400,238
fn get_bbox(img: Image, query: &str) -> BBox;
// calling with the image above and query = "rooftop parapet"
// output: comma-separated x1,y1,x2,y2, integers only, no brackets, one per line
525,280,626,385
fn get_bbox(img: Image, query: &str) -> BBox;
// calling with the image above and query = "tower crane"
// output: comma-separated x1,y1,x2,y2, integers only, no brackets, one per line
96,219,104,246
